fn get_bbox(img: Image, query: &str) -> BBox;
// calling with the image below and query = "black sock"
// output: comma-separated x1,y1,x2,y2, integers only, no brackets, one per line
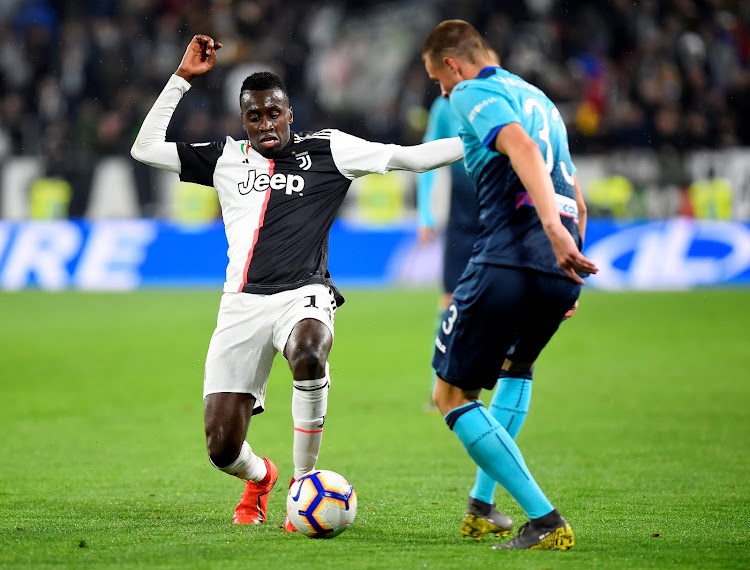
468,497,492,517
531,508,562,527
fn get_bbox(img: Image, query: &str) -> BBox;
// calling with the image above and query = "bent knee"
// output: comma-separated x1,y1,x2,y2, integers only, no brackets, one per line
205,430,243,469
432,377,479,415
287,346,327,379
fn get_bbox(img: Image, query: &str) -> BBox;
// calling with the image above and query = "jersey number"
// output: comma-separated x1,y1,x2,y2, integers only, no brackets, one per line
442,304,458,335
522,98,575,185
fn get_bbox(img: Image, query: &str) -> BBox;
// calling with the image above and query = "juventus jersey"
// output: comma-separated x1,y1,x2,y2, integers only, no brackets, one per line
176,130,397,305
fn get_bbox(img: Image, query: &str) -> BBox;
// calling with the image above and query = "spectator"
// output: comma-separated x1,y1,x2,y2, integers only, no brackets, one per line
1,0,748,216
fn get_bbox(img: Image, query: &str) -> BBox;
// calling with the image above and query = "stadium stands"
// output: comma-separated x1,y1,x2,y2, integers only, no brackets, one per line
1,0,749,220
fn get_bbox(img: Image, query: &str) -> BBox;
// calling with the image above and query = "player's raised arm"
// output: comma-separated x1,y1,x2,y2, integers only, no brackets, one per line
131,35,223,172
494,123,598,284
175,35,223,83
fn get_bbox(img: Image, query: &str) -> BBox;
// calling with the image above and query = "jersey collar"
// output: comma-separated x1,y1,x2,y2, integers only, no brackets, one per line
477,66,501,79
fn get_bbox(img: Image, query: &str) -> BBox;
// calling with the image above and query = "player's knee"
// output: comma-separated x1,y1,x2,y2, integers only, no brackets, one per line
432,378,480,415
205,430,242,469
289,350,326,379
287,340,327,379
286,320,331,379
430,388,441,409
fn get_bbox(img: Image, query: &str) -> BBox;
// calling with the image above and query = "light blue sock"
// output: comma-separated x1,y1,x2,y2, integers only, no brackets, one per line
470,375,532,504
446,401,553,519
490,376,532,439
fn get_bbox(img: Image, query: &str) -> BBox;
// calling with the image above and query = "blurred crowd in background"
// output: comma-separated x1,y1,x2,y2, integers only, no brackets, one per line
1,0,749,217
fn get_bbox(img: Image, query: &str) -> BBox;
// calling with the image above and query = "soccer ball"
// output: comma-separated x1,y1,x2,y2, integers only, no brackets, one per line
286,470,357,538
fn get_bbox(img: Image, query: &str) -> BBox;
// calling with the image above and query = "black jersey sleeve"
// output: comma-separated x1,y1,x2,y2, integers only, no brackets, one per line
176,141,225,187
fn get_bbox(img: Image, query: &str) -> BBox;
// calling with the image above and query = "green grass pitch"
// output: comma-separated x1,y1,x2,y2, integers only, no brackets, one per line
0,288,748,569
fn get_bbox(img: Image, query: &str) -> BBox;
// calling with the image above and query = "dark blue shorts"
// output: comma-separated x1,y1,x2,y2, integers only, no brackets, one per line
432,262,581,392
442,227,476,293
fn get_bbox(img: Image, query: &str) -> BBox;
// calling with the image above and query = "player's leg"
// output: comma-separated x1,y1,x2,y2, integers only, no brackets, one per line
432,264,571,549
464,364,533,538
426,290,453,411
435,261,515,538
469,359,534,497
275,285,336,532
204,392,262,478
203,292,280,524
433,261,517,538
433,378,555,524
204,392,278,524
427,226,474,410
490,364,534,442
491,272,581,550
284,317,333,480
444,236,517,532
435,377,573,549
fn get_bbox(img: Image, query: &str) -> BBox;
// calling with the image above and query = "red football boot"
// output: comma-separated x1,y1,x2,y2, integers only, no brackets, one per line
232,458,278,524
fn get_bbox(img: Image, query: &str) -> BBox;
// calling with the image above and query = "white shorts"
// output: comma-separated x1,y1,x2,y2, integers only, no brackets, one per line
203,284,336,415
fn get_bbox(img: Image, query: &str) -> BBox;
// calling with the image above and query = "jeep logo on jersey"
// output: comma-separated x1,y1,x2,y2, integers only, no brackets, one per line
238,170,305,195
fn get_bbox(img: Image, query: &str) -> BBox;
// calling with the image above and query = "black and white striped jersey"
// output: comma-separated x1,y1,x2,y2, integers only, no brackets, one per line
176,129,397,305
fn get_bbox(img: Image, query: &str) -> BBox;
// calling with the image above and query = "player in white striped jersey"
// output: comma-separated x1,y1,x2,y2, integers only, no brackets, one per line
131,35,464,529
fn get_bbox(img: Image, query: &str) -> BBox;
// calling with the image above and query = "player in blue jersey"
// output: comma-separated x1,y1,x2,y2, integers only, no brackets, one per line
419,91,517,540
416,95,480,400
422,20,598,550
419,51,517,539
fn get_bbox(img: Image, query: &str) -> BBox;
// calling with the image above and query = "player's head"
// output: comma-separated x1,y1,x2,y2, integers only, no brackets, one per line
422,20,494,98
240,72,293,157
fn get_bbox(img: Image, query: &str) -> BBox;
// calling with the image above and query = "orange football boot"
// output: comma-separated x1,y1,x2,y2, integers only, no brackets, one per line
233,458,278,524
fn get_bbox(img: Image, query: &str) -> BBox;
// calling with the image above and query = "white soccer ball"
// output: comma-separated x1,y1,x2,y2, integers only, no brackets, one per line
286,469,357,538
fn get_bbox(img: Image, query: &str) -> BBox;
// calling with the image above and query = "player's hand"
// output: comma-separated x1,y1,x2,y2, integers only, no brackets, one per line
418,225,438,245
562,300,578,320
547,224,599,285
176,35,223,82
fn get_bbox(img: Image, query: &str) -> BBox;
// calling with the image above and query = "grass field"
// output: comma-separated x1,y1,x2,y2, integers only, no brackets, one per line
0,288,748,569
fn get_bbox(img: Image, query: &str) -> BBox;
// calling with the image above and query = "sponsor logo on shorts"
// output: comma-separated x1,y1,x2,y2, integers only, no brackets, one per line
435,337,447,354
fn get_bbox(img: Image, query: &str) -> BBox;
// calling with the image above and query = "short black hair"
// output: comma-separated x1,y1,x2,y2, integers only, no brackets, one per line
239,71,289,106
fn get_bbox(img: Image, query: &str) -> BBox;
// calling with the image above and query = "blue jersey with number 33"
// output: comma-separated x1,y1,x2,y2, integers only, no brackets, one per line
449,66,582,279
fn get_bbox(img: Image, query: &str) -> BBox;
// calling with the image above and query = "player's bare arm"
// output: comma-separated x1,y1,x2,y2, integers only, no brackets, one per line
562,176,589,319
175,35,223,83
494,123,598,285
573,175,588,241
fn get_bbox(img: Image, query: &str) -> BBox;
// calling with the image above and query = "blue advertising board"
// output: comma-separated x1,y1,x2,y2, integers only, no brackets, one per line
0,218,748,291
583,219,750,289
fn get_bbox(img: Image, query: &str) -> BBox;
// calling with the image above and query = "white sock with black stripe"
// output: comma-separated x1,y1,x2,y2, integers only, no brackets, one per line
292,363,330,479
213,440,268,482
